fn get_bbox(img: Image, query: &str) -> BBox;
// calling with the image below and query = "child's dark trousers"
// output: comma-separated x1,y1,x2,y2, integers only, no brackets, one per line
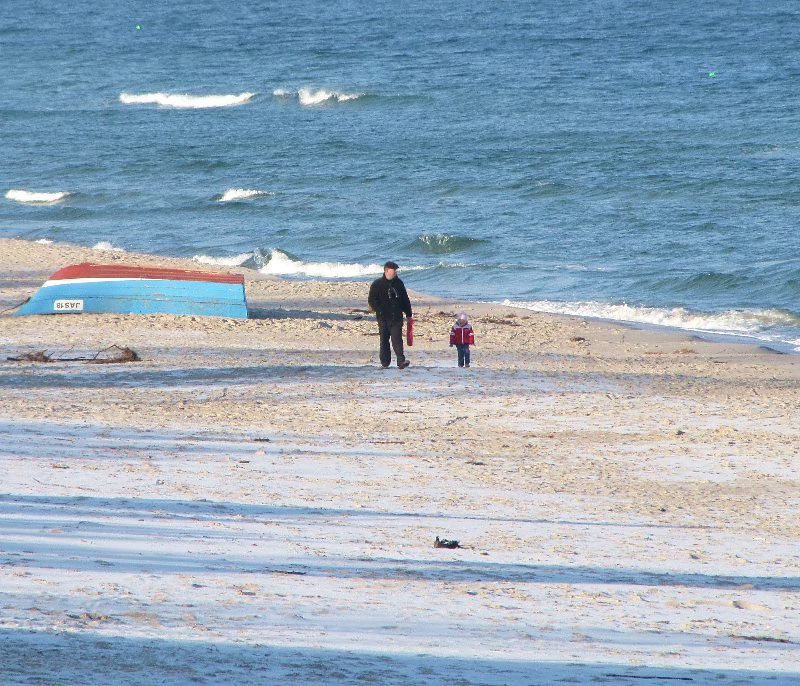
456,343,470,367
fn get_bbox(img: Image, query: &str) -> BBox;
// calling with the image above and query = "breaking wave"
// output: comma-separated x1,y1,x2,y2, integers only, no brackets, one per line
92,241,125,252
193,249,426,279
260,250,385,278
503,298,800,344
216,188,273,202
119,92,255,109
5,189,71,205
193,252,255,267
274,88,366,106
409,233,489,254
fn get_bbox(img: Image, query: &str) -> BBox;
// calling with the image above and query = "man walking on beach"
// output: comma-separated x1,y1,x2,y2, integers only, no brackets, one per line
368,260,413,369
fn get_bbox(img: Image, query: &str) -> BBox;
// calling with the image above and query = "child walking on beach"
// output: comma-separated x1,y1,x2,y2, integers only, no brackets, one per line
450,312,475,368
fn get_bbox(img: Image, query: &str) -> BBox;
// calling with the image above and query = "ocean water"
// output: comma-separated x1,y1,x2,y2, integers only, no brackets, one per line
2,0,800,349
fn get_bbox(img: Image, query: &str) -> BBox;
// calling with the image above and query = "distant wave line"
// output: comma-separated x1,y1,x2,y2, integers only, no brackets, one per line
5,189,71,205
273,88,366,106
119,92,255,109
217,188,274,203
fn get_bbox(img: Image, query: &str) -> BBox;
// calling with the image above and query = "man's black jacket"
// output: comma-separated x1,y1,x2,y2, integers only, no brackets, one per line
368,275,413,321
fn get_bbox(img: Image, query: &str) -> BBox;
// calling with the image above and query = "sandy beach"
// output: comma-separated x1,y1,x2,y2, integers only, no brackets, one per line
1,237,799,685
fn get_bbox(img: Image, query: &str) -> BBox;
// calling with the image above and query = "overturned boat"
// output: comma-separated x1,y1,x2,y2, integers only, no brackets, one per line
15,262,248,318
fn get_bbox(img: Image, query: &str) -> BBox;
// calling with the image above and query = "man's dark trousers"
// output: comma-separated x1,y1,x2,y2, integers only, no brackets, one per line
378,319,405,367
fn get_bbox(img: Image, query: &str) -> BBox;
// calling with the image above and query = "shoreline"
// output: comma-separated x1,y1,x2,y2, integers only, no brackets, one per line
1,236,795,356
497,299,800,356
2,236,799,683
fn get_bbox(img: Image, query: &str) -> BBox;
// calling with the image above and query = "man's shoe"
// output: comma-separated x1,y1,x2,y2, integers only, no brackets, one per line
398,360,410,369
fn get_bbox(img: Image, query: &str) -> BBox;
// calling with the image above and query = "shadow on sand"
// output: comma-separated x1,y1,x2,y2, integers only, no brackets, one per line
0,627,797,686
1,493,798,593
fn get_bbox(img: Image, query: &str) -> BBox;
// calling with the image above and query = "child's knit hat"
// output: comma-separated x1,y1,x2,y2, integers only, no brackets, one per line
456,312,468,323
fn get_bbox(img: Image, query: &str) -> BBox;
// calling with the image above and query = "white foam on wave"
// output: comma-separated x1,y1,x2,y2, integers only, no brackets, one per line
217,188,273,203
119,92,255,109
273,88,364,106
193,252,253,267
300,88,364,105
260,250,385,278
195,248,427,279
5,189,71,205
35,238,54,244
92,241,124,252
502,298,800,341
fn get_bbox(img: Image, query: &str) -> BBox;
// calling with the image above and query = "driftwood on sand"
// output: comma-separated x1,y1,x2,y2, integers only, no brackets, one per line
7,345,140,364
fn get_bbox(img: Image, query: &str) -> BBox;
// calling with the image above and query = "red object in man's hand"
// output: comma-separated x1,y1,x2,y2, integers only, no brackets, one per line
406,318,414,346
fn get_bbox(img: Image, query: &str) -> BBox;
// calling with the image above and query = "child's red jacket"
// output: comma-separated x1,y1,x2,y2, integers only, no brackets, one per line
450,323,475,345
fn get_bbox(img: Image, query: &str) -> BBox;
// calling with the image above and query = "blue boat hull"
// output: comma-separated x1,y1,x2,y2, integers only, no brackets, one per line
16,277,248,318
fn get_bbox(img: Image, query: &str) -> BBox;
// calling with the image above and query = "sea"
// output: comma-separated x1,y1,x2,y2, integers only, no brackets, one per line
3,0,800,350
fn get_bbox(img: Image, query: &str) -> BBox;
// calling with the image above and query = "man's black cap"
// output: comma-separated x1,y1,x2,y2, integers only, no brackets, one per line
384,261,399,270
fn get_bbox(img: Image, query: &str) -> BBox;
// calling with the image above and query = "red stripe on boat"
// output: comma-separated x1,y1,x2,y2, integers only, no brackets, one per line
48,263,244,285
